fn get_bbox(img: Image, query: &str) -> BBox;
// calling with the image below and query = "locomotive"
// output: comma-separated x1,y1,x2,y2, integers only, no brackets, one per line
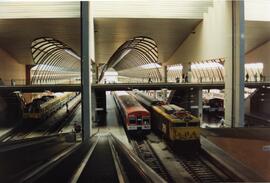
23,92,77,120
132,91,200,144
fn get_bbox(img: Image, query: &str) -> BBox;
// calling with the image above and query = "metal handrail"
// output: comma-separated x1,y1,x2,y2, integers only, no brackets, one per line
0,132,76,152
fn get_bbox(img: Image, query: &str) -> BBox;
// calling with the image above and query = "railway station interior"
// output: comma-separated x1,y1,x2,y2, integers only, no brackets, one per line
0,1,270,182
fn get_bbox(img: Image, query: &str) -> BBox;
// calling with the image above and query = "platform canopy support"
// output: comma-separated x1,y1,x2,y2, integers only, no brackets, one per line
224,0,245,127
81,1,91,140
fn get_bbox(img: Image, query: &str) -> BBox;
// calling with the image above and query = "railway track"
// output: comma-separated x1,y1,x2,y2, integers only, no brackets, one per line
131,137,173,182
1,96,81,141
174,149,235,183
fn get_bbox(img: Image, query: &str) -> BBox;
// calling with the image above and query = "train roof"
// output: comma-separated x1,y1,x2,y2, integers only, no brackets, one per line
134,91,160,102
114,91,149,114
153,104,199,123
133,91,164,106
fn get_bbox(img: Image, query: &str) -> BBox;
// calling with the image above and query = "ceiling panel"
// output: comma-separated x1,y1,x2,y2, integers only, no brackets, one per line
0,18,80,64
93,0,212,19
94,18,201,64
0,2,79,19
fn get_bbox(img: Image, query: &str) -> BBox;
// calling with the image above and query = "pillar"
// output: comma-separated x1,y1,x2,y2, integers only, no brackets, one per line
182,62,192,82
81,1,91,140
162,65,167,83
25,65,33,85
197,88,203,124
224,1,245,127
95,64,99,83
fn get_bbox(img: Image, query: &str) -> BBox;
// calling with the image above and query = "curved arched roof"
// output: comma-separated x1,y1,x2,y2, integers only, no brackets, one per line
31,37,80,84
99,36,162,82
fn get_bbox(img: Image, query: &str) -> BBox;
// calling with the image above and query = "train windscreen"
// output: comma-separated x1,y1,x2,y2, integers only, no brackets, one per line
129,117,136,124
137,115,142,125
143,117,150,125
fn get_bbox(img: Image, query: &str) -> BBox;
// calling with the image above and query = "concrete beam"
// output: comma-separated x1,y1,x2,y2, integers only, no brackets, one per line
162,65,168,83
197,88,203,124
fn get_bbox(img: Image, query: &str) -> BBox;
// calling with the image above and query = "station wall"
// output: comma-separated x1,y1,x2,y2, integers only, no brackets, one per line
167,0,232,65
0,48,25,85
245,41,270,76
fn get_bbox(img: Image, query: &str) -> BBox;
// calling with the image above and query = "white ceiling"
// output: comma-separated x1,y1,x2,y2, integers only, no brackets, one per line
94,18,201,64
92,0,213,19
0,2,80,19
0,1,268,66
245,0,270,21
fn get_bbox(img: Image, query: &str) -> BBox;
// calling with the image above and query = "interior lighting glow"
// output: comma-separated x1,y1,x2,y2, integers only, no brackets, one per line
31,64,66,71
115,91,129,96
191,62,223,69
245,63,263,69
140,63,161,69
168,65,183,71
104,71,118,76
54,92,64,97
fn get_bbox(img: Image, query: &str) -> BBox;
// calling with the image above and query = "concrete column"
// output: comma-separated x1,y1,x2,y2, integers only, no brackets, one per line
81,1,91,140
182,62,192,82
162,65,167,83
25,65,33,85
224,1,245,127
95,64,99,83
162,89,168,101
197,88,203,124
91,62,97,84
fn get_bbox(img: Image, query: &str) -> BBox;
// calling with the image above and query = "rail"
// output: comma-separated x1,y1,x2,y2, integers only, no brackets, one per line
111,134,167,183
130,138,172,182
70,133,166,183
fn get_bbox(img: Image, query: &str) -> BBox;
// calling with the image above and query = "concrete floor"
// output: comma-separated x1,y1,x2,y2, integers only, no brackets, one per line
201,128,270,181
93,93,131,149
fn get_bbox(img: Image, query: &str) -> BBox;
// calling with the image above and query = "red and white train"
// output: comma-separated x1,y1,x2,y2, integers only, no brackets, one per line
113,91,151,132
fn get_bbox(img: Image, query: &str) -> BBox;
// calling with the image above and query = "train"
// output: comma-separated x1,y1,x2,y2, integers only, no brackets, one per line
113,91,151,133
132,90,200,144
203,91,224,112
23,92,77,120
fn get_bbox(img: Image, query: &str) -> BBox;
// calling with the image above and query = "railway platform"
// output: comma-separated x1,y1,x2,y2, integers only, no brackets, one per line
201,128,270,182
93,93,132,149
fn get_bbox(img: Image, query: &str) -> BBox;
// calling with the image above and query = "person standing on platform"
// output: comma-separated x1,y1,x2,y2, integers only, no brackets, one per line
66,103,69,113
176,77,180,83
148,77,152,83
245,73,249,82
254,73,258,82
185,73,188,83
260,72,264,82
0,78,3,85
182,73,185,83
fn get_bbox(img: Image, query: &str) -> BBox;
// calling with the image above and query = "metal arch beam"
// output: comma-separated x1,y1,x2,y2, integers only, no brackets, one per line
32,47,65,83
31,37,81,84
39,50,68,82
32,48,64,84
98,36,159,82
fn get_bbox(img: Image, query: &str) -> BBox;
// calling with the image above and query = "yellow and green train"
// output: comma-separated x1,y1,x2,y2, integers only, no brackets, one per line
132,91,200,144
23,92,77,120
